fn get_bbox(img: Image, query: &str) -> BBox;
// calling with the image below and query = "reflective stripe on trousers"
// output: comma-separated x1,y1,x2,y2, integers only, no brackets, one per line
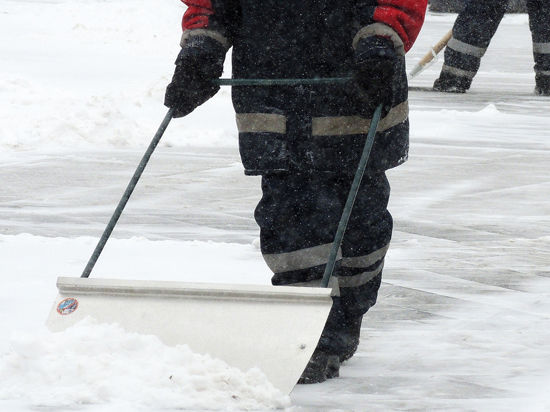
265,245,388,289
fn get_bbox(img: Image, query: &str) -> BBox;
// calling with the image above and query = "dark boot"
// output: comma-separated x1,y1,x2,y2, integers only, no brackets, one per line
298,303,364,384
297,349,340,384
338,316,363,362
298,304,346,384
535,74,550,96
433,71,471,93
317,304,364,363
326,354,341,378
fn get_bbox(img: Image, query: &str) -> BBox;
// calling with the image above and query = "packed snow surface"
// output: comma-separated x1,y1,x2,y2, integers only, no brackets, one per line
2,0,550,411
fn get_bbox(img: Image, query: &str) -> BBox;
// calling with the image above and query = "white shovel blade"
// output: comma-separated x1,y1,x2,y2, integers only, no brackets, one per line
46,277,333,394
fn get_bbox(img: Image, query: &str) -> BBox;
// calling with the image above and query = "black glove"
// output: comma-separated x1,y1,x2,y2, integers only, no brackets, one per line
351,36,398,118
165,36,226,118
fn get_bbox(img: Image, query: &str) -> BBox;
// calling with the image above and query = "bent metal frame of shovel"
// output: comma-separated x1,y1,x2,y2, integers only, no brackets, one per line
46,78,382,394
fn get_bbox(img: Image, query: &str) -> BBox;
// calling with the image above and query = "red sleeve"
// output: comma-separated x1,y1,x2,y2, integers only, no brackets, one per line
373,0,428,51
181,0,214,30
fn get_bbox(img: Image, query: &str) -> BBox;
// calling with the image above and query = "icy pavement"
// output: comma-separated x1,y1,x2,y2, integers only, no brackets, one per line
1,3,550,411
1,147,260,243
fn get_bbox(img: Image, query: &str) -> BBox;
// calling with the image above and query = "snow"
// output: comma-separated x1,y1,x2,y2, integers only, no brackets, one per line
0,235,287,411
0,319,289,411
2,1,550,411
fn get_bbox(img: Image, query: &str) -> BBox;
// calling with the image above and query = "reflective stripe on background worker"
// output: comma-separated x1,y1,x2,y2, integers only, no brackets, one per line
433,0,550,94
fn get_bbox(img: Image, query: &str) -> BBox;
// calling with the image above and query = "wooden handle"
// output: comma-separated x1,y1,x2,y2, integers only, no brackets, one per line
418,29,453,66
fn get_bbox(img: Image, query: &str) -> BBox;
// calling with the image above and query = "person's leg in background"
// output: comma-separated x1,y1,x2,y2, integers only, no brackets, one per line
433,0,507,92
527,0,550,95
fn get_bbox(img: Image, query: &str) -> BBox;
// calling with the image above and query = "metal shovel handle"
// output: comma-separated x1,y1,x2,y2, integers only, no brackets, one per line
80,76,367,279
321,104,383,288
81,77,351,278
81,108,175,277
216,77,351,86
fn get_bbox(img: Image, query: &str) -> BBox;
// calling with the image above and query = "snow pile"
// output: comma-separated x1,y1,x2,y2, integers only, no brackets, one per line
0,234,270,286
0,318,290,410
0,0,236,151
411,104,550,147
0,234,283,410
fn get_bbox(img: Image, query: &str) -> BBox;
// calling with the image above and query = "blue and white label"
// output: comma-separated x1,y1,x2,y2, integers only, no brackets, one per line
57,298,79,315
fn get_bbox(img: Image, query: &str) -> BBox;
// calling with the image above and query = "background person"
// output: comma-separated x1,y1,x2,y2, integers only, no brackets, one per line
433,0,550,95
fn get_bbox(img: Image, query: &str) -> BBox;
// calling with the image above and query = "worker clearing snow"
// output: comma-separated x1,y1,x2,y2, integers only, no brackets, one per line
165,0,428,383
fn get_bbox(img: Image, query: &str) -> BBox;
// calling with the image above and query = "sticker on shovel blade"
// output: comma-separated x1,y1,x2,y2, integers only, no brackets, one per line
57,298,79,315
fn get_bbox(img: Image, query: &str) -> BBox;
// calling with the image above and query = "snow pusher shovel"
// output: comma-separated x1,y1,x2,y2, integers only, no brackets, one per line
46,77,382,394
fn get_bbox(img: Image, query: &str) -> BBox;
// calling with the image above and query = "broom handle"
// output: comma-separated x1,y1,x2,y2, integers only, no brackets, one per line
81,108,175,278
419,29,453,66
321,104,382,288
408,29,453,79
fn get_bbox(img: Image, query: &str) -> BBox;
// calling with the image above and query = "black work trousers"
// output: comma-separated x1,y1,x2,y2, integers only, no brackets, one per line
254,171,393,319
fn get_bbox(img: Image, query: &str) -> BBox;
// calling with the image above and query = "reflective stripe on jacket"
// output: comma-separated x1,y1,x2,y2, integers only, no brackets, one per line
180,0,427,175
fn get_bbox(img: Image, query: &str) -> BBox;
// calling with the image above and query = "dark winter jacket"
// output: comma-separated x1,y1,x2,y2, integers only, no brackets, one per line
179,0,427,175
